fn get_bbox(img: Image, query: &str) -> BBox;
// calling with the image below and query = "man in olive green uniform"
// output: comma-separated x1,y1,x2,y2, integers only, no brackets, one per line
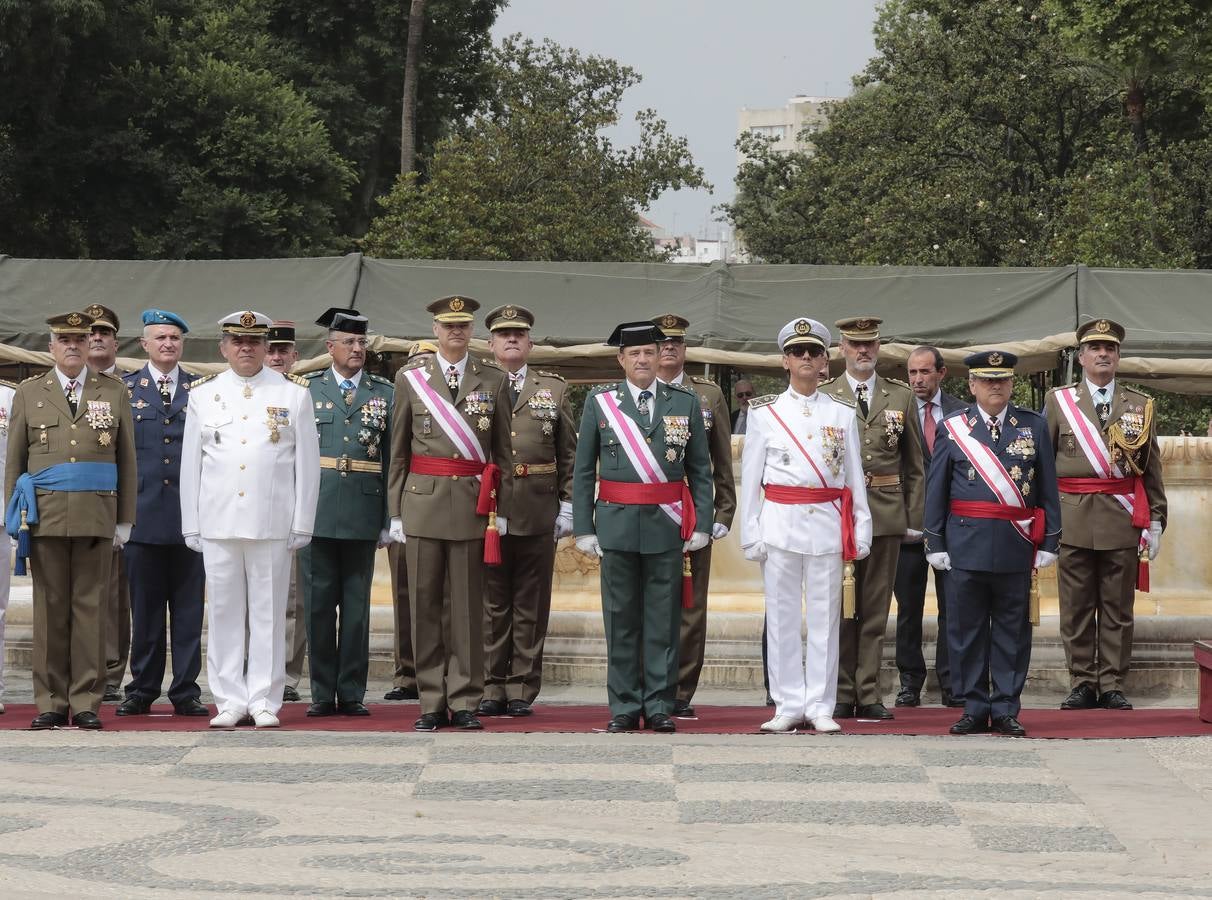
386,296,514,731
651,313,736,718
476,305,576,718
823,316,925,720
573,322,713,734
1045,318,1167,712
5,311,137,729
300,310,393,717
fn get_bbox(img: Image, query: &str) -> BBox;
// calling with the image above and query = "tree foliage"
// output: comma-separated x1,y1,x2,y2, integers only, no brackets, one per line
362,36,708,262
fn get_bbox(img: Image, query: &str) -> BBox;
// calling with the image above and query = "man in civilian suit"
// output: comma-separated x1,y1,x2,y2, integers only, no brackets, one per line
116,310,208,717
892,346,966,708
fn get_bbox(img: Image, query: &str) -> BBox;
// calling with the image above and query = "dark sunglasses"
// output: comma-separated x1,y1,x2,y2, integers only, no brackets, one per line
785,345,824,358
735,391,754,399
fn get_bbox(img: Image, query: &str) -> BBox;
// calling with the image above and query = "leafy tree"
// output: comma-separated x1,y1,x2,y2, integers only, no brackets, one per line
362,36,708,262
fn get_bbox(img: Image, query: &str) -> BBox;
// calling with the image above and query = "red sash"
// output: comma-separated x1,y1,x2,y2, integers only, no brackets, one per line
1057,476,1149,529
949,500,1045,547
599,479,696,541
410,454,502,564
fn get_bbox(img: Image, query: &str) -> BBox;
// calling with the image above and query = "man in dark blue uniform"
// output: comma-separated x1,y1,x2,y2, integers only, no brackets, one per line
924,351,1060,737
116,310,209,717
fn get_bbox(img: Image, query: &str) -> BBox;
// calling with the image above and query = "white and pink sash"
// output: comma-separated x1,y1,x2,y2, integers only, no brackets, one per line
595,390,683,529
1054,386,1135,520
404,367,486,466
944,415,1034,543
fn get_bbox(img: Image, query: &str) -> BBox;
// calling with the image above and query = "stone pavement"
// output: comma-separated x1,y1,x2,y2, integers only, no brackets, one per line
1,669,1211,897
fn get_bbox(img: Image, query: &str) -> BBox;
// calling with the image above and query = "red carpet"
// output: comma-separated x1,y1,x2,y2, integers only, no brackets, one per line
2,703,1211,738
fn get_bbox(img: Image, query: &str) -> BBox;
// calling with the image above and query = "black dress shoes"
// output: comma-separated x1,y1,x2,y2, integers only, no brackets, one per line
606,714,639,733
949,714,988,735
672,700,696,718
385,686,419,701
31,711,68,730
476,699,507,717
894,688,920,708
72,711,103,730
116,696,152,716
647,713,677,733
506,699,532,717
174,699,211,717
832,702,855,719
102,685,121,702
940,688,966,708
414,711,449,731
307,702,337,717
856,702,894,720
282,686,301,702
1060,682,1098,709
451,709,483,730
338,700,371,716
1099,690,1133,710
992,715,1027,737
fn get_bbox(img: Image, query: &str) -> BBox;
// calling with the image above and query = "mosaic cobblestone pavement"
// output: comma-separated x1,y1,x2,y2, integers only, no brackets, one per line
0,728,1209,898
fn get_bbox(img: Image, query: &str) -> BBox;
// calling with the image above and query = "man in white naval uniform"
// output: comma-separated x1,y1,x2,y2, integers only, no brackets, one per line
180,310,320,728
740,317,872,733
0,378,13,715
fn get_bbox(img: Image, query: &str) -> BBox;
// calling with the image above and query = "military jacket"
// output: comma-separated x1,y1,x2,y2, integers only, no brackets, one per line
1044,382,1167,550
179,366,320,541
4,369,137,538
678,374,736,529
739,388,872,556
572,380,713,554
823,374,925,535
307,368,393,542
386,353,514,541
924,404,1061,573
125,364,200,544
500,366,576,536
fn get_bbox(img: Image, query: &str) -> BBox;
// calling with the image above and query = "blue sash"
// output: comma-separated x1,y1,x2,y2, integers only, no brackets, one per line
5,461,119,536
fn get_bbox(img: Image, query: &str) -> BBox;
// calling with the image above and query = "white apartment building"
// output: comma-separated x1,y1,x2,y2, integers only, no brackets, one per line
737,95,841,163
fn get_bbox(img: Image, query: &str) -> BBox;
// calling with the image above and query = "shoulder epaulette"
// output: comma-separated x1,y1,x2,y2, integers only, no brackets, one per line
1124,384,1152,399
750,394,778,408
304,370,323,379
368,373,393,386
536,370,566,382
590,382,617,395
401,356,428,371
1045,382,1076,395
690,375,714,385
286,373,310,387
884,377,911,390
0,378,16,389
20,373,44,384
190,373,218,388
826,392,856,408
98,370,124,382
667,382,695,395
477,357,503,372
819,375,841,389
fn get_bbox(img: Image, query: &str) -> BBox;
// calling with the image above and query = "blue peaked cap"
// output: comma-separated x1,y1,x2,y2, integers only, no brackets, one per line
141,309,189,333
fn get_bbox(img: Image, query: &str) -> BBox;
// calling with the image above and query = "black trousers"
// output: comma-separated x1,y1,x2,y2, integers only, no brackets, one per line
123,542,205,706
946,568,1031,723
893,542,952,694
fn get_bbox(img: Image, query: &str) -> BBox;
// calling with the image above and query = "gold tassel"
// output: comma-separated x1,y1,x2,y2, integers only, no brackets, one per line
1029,569,1040,626
842,561,856,618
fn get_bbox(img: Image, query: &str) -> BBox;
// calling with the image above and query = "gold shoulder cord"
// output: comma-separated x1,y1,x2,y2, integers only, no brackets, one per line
1107,398,1153,475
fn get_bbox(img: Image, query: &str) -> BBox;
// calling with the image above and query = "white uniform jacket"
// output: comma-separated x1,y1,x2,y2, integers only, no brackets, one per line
740,388,872,556
180,366,320,541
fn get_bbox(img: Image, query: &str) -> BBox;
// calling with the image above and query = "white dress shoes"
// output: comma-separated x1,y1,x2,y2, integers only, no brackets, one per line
810,715,842,733
252,710,280,728
209,710,241,728
759,714,801,733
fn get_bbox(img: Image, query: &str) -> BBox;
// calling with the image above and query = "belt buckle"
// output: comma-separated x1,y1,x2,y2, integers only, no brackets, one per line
514,463,527,477
337,457,351,473
864,471,873,487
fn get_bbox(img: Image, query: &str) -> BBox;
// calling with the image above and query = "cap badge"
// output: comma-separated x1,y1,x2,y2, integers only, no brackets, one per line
662,314,678,328
449,298,465,312
1095,320,1111,333
794,319,811,335
503,306,517,319
988,351,1004,366
85,305,103,318
239,311,256,328
66,313,83,326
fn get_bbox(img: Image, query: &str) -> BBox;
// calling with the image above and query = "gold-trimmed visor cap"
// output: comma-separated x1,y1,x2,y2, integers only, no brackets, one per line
485,304,535,331
219,310,272,335
651,313,689,338
48,311,96,335
965,349,1017,379
835,315,882,341
428,295,479,323
778,317,830,352
1076,318,1125,345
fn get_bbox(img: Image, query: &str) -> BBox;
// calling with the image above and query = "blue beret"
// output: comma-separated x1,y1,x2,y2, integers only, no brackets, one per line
141,309,189,333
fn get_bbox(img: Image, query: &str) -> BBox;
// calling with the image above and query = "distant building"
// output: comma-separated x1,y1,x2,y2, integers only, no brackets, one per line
737,95,841,164
643,217,732,264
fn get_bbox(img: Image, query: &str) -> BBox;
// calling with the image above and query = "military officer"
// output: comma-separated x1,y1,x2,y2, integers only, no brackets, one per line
299,309,393,717
0,377,15,715
116,309,209,718
924,351,1061,737
476,305,576,719
83,302,132,701
1045,318,1166,711
823,316,925,720
4,311,137,729
572,322,713,734
651,313,736,718
180,310,320,728
740,318,872,733
386,296,514,731
264,320,307,701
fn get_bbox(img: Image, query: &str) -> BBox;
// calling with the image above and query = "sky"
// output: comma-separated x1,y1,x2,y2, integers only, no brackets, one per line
491,0,883,240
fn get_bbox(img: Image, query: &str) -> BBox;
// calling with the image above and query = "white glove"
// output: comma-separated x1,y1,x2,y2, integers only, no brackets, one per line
388,517,406,544
742,541,767,562
496,516,508,537
1145,520,1162,561
113,522,132,550
1033,550,1058,569
903,528,923,543
553,501,574,540
287,532,311,552
377,529,392,549
183,533,202,553
575,534,603,558
926,552,951,571
855,542,871,561
711,523,730,540
683,531,710,553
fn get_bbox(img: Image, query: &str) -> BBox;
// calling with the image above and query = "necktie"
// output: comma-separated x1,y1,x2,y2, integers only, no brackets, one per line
1095,388,1110,427
65,380,79,416
445,365,459,400
158,376,172,406
340,378,355,406
987,417,1001,445
509,371,522,404
637,389,652,424
923,400,935,454
856,383,869,418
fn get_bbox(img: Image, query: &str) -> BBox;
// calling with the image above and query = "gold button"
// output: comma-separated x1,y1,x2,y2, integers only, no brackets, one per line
238,490,244,497
343,435,350,442
345,419,351,425
163,458,170,464
70,424,77,429
512,449,517,455
865,455,872,461
452,475,459,481
70,439,77,446
164,419,171,425
865,438,871,444
340,471,347,477
164,438,171,444
511,431,517,437
647,438,652,443
239,464,245,470
163,479,170,485
241,438,247,444
242,415,248,421
410,485,416,491
808,508,814,515
453,453,460,459
136,415,141,421
69,457,76,462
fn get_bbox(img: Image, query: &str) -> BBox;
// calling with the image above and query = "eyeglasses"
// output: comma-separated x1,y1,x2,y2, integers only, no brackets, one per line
735,391,754,399
785,345,824,358
334,338,369,349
